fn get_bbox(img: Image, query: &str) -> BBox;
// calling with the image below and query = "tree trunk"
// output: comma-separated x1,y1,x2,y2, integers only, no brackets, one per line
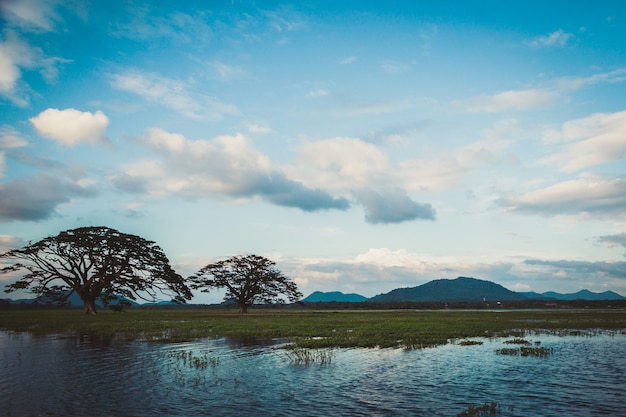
238,303,248,314
83,298,97,315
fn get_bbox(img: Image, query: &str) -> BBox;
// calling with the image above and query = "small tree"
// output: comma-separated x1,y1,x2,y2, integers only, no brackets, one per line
190,254,302,313
1,226,192,315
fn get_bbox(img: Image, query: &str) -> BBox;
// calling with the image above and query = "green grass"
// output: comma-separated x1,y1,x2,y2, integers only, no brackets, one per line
1,308,625,348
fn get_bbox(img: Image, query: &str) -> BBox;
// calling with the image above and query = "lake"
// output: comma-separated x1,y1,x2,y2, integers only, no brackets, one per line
1,330,624,416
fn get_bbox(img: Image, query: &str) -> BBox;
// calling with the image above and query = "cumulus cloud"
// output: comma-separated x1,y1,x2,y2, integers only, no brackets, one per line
354,188,435,224
457,89,558,113
29,108,110,146
128,128,349,212
0,174,97,222
526,30,573,47
110,69,239,120
499,176,626,218
288,137,388,190
542,110,626,172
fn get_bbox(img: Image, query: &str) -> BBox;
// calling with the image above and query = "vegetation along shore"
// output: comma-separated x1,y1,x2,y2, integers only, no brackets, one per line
1,309,625,349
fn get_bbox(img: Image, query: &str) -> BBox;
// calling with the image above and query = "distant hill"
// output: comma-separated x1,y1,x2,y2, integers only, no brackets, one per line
369,277,526,303
303,291,367,303
3,292,139,307
520,289,625,301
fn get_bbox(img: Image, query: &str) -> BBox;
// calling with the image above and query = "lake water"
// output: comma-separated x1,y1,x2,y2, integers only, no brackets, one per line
1,330,625,416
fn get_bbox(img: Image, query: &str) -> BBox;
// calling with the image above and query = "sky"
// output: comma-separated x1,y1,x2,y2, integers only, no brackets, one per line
1,0,626,303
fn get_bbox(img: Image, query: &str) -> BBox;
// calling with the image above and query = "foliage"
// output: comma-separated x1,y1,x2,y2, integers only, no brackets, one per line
1,226,192,315
190,254,302,313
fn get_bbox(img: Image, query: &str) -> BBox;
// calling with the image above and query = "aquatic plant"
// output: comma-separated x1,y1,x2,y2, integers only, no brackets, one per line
458,340,484,346
520,346,553,357
495,348,519,356
503,338,531,345
166,350,220,369
456,401,501,416
285,348,334,366
495,346,554,357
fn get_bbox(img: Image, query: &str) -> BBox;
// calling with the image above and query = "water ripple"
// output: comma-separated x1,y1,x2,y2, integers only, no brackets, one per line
1,331,624,416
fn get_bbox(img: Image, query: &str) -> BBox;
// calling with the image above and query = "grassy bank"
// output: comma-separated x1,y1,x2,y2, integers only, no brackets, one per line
1,309,625,348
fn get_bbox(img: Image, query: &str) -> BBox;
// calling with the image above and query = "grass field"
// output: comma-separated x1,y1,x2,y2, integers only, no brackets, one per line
1,308,625,348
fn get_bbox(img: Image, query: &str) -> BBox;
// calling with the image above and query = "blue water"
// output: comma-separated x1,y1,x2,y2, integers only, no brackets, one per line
1,330,625,416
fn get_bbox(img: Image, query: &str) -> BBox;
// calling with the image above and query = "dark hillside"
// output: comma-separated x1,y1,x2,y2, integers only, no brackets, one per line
370,277,525,303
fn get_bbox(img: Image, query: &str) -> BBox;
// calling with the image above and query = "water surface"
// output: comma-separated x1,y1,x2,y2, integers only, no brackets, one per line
1,330,624,416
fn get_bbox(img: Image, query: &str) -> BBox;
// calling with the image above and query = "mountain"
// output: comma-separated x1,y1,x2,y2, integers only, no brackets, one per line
369,277,526,303
520,289,625,301
302,291,367,303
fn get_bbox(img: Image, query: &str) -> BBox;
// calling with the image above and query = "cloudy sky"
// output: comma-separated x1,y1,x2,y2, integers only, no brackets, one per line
1,0,626,302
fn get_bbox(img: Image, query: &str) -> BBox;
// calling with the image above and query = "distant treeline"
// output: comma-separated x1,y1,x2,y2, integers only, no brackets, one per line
2,298,626,311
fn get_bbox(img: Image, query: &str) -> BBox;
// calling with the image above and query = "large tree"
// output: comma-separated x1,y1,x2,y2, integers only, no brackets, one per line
190,254,302,313
1,226,192,315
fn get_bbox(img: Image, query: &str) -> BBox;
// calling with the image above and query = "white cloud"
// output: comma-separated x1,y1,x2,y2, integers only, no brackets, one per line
305,89,330,98
112,8,213,44
382,60,409,75
542,110,626,172
340,56,357,65
0,128,28,178
1,0,61,32
555,68,626,91
0,127,28,148
0,31,69,106
127,128,349,212
110,69,239,120
209,61,246,79
29,108,110,146
247,124,273,134
287,137,388,190
527,30,573,47
457,89,558,112
499,175,626,218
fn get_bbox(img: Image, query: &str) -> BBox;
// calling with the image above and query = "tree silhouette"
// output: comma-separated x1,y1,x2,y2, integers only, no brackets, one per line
1,226,192,315
190,254,302,313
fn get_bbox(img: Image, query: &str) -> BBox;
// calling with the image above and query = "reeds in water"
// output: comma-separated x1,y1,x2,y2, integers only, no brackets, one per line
495,346,554,357
285,348,334,366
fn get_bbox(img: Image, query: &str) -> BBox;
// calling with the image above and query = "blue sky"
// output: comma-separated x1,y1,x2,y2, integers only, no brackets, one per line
1,0,626,302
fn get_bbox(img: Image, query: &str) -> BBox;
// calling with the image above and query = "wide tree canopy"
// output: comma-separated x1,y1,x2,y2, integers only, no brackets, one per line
190,254,302,313
1,226,192,314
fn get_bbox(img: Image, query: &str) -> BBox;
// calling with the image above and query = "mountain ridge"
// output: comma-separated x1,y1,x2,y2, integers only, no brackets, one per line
303,277,625,303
